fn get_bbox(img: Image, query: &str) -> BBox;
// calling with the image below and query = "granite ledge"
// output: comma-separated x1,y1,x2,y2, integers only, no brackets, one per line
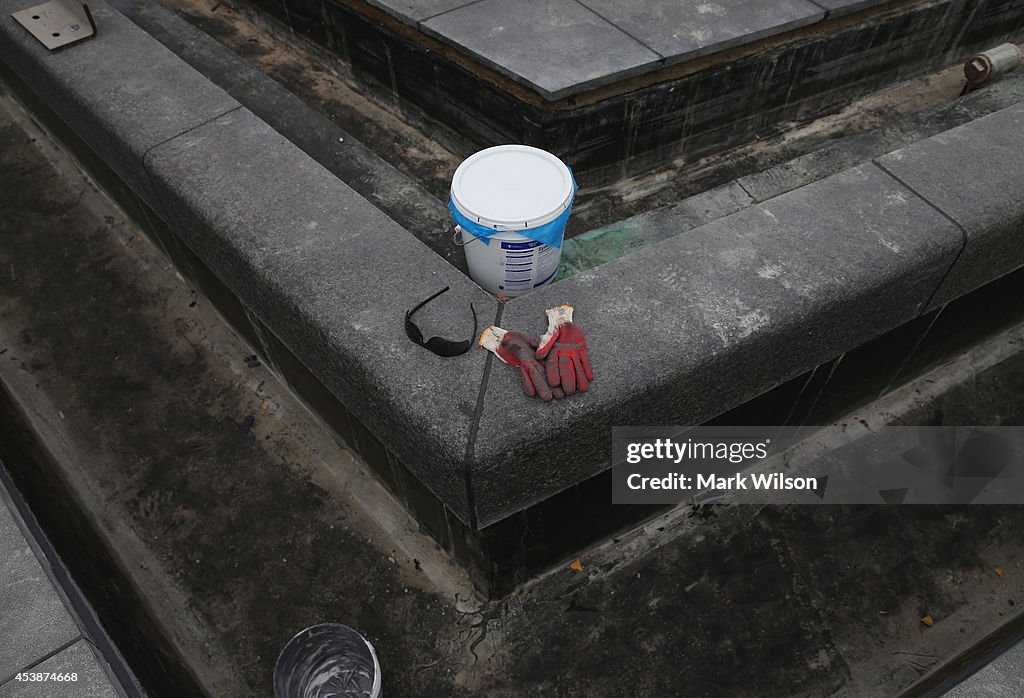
142,107,498,524
876,103,1024,311
470,162,966,527
0,0,239,209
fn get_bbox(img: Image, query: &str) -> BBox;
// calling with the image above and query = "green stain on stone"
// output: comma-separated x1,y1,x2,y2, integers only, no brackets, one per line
557,217,653,280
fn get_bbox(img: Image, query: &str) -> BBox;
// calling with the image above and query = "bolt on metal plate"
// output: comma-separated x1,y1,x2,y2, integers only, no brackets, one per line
12,1,95,51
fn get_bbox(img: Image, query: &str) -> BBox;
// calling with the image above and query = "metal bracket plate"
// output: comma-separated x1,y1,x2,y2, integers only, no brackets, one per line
12,1,95,51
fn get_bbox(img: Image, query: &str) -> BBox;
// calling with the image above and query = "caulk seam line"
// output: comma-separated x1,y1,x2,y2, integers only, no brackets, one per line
573,0,666,60
140,104,245,219
734,178,757,203
463,303,502,531
873,160,969,241
140,104,244,173
872,160,969,314
804,0,830,18
419,0,488,26
0,635,84,687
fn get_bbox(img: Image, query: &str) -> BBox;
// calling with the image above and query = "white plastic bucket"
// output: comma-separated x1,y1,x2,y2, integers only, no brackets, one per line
450,145,574,297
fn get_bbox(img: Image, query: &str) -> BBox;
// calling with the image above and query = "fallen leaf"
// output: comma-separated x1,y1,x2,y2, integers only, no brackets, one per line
569,559,583,572
995,567,1005,577
920,615,935,627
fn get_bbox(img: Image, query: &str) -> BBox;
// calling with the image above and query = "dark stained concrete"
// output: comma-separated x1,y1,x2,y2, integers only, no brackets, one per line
2,80,1024,697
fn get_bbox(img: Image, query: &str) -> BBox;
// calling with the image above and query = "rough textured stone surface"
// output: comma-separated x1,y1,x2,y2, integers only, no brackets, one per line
644,181,755,231
580,0,824,62
471,163,963,525
366,0,476,24
877,103,1024,311
106,0,461,270
737,74,1024,205
144,108,497,523
0,0,238,208
421,0,660,99
0,641,116,697
738,131,908,203
812,0,893,17
0,498,79,681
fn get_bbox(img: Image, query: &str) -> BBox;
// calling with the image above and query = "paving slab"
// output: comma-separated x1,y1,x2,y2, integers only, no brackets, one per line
579,0,824,63
0,497,80,684
366,0,476,24
876,103,1024,310
0,641,116,698
472,163,963,525
421,0,661,99
0,0,238,208
143,107,498,523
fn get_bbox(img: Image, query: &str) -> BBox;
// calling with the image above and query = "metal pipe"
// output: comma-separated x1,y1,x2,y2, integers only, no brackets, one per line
964,43,1023,85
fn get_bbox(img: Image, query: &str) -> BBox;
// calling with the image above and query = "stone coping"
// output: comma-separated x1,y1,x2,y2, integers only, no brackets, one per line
372,0,892,99
3,0,1023,536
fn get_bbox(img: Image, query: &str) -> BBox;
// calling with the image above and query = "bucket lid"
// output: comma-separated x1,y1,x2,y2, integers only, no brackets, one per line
450,145,574,231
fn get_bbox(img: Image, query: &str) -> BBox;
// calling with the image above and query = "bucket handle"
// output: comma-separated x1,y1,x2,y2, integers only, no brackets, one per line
452,224,484,248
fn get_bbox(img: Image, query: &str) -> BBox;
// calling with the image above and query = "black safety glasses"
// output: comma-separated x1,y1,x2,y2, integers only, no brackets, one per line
404,286,477,357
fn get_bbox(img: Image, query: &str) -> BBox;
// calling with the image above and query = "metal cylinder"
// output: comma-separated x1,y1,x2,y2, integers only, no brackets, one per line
274,624,382,698
964,43,1023,85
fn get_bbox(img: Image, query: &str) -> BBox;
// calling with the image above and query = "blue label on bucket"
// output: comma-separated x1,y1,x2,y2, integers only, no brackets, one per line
491,234,560,293
501,240,544,251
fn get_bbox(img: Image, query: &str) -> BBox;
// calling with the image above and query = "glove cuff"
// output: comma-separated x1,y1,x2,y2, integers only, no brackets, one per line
544,304,575,327
539,305,574,352
479,325,509,363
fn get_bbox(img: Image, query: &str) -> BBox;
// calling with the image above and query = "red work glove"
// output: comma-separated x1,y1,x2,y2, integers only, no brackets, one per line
480,326,565,401
537,304,593,395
